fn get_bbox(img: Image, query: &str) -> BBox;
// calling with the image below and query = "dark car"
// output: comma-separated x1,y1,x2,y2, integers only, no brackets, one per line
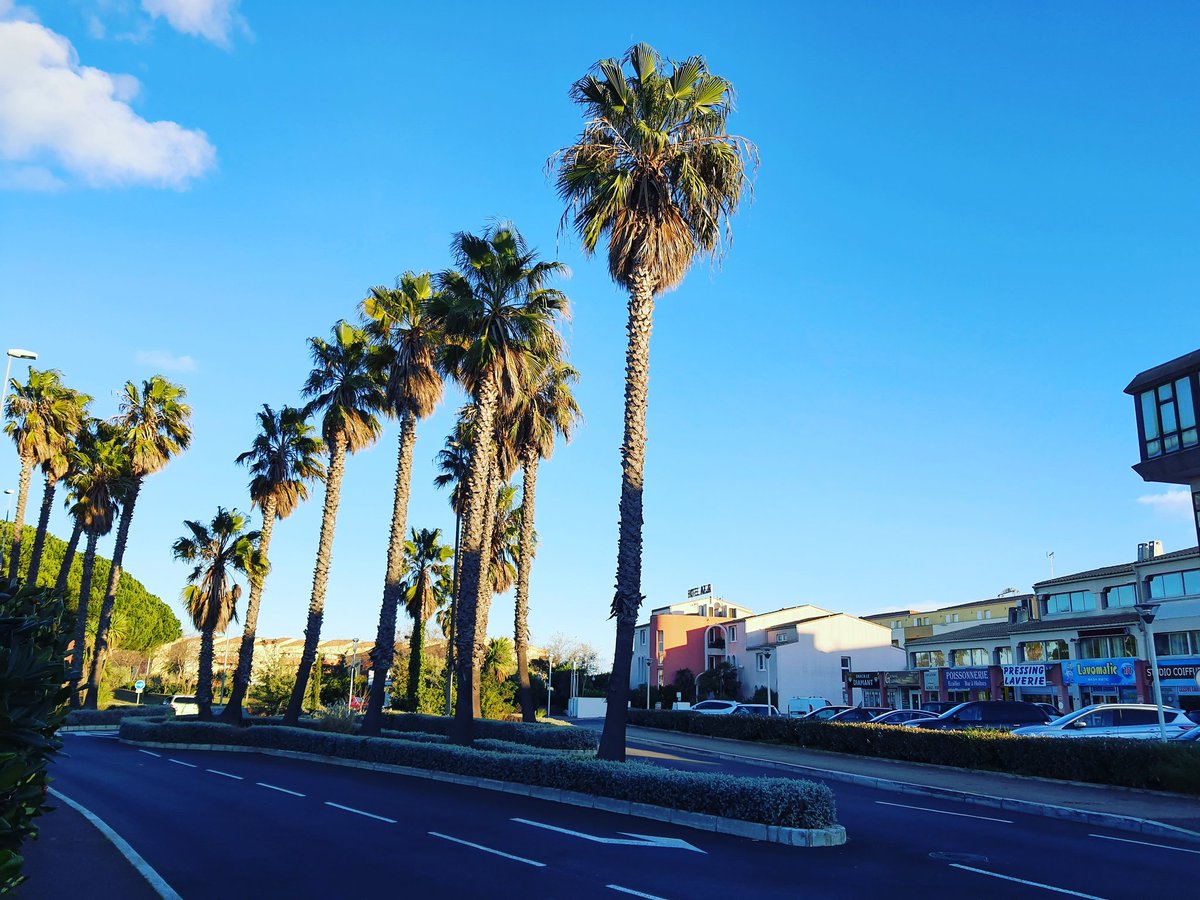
800,705,852,721
827,707,893,723
908,700,1051,731
921,701,959,715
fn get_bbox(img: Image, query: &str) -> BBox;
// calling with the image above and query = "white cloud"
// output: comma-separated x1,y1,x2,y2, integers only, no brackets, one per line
141,0,246,47
1137,488,1192,516
0,14,216,189
136,350,197,372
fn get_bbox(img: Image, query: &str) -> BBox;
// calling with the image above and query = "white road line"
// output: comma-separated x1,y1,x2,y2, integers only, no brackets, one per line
428,831,546,867
607,885,668,900
257,782,305,797
167,759,197,768
1089,833,1200,855
48,788,183,900
324,802,397,824
206,769,243,780
950,863,1107,898
875,800,1013,824
137,749,162,758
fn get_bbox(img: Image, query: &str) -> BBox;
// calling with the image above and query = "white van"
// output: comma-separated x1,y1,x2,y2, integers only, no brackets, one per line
169,695,199,716
787,697,831,717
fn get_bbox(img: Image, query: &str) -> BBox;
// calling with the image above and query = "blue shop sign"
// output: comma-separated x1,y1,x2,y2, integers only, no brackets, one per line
1062,658,1137,687
944,667,989,689
1143,658,1200,685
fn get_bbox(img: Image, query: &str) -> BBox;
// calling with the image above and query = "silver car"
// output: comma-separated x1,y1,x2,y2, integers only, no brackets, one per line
1012,703,1196,739
689,700,740,715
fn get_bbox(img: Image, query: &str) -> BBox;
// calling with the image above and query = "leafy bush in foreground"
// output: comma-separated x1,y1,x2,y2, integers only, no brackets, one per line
626,710,1200,795
118,720,836,829
378,711,600,751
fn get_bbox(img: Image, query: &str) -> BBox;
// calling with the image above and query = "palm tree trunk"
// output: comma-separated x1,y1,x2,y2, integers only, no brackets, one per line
26,472,57,585
599,273,656,762
196,625,216,720
407,612,425,709
284,432,348,724
221,496,277,723
443,505,461,716
84,477,143,709
362,414,417,736
451,377,499,744
471,460,499,719
54,517,84,595
68,529,100,708
515,451,539,722
7,456,33,580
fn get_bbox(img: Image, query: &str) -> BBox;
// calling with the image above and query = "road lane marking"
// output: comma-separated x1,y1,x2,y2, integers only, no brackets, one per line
950,864,1106,898
206,769,243,780
137,749,162,758
876,800,1013,824
167,759,197,768
324,802,397,823
428,832,546,867
512,817,704,852
257,782,305,797
607,886,668,899
48,788,183,900
1089,833,1200,855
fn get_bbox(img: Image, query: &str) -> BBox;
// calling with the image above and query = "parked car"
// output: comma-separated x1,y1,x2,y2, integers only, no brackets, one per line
800,705,852,721
920,701,959,715
827,707,893,723
787,697,832,717
869,709,937,726
733,704,782,717
689,700,740,715
169,695,198,716
1173,724,1200,741
1035,703,1067,721
1012,704,1197,739
908,700,1051,731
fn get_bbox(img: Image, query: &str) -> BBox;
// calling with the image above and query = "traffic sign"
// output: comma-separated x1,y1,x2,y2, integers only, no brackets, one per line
134,679,146,692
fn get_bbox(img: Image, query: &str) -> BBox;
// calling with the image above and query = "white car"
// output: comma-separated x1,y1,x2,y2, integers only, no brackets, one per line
169,695,199,716
689,700,740,715
1012,703,1196,739
733,704,782,717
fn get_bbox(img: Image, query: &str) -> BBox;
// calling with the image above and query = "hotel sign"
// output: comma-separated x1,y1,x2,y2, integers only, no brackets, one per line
687,584,713,598
1002,664,1046,687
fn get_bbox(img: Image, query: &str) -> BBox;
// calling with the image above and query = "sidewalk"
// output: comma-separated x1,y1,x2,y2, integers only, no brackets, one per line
626,725,1200,841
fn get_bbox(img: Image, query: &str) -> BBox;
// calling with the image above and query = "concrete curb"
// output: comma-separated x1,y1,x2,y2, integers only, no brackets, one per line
631,734,1200,845
60,724,122,732
119,738,847,849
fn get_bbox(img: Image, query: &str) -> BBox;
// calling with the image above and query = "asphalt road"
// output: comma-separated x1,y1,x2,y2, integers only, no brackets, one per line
48,731,1198,899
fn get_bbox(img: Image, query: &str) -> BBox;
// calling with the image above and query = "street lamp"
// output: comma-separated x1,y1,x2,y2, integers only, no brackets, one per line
762,647,775,712
1133,601,1169,742
348,639,359,711
0,349,38,416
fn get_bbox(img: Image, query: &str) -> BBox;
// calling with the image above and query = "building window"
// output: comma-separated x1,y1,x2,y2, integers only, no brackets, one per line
985,610,992,619
1154,630,1200,656
1046,591,1096,615
656,630,664,653
1140,376,1198,459
756,654,766,672
1077,635,1137,659
728,625,737,643
995,646,1013,664
950,648,988,666
910,650,945,668
640,630,646,646
657,668,664,687
840,656,852,674
1019,640,1069,662
1149,569,1200,600
1106,584,1138,608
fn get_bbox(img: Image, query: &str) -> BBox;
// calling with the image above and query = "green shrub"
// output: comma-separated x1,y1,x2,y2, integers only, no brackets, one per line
626,710,1200,795
378,711,600,751
63,706,173,727
312,702,356,733
0,580,72,892
117,719,837,829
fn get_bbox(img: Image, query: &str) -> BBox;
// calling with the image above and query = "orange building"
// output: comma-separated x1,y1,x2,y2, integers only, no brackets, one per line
631,593,751,690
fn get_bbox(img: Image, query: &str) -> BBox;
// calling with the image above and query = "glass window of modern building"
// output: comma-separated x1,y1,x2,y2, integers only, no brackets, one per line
1140,376,1198,458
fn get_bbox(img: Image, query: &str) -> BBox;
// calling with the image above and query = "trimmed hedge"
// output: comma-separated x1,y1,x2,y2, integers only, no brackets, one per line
118,719,837,829
627,710,1200,795
63,706,173,727
378,712,600,751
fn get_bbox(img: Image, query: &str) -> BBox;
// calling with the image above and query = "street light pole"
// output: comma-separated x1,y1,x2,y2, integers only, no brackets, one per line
0,489,12,574
1134,600,1169,742
348,638,359,711
0,349,38,417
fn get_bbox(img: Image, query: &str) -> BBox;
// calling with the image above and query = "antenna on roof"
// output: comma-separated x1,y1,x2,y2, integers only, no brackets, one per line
1046,551,1055,578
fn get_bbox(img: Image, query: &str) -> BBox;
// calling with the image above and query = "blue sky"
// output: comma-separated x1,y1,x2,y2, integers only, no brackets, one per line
2,1,1198,664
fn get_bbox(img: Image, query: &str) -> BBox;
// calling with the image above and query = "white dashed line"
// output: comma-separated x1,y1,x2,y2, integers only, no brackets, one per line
324,802,397,823
1089,833,1200,855
951,864,1106,898
428,832,546,867
167,759,197,768
257,782,305,797
206,769,243,780
137,749,161,758
876,800,1013,824
607,885,667,899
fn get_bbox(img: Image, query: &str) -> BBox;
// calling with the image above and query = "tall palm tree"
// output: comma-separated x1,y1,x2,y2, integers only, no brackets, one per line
3,368,87,580
84,376,192,709
27,384,91,585
510,360,581,720
433,411,471,715
359,273,446,736
173,508,261,719
64,423,131,706
481,635,517,684
552,43,754,760
399,527,452,710
221,405,325,722
429,223,568,743
283,321,385,724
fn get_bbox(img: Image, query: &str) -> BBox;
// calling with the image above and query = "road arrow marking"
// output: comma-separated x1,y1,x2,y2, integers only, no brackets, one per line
511,817,705,853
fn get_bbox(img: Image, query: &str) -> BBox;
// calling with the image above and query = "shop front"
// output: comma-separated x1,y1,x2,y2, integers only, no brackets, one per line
1144,658,1200,711
943,666,990,702
1001,662,1068,710
1061,657,1140,706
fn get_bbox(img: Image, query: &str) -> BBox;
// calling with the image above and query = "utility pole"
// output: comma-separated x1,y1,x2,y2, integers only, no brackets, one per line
348,638,359,711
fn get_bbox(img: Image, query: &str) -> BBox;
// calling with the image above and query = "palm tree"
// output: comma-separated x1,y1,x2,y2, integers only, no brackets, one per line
84,376,192,709
27,384,91,585
429,223,568,743
481,635,517,684
64,422,131,706
172,508,261,719
221,405,325,722
552,43,754,760
399,527,452,709
3,368,88,580
474,479,520,709
433,411,471,715
283,321,385,724
359,273,446,736
510,360,581,720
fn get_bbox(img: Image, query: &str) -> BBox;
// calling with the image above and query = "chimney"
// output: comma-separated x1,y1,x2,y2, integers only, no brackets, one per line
1149,540,1163,558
